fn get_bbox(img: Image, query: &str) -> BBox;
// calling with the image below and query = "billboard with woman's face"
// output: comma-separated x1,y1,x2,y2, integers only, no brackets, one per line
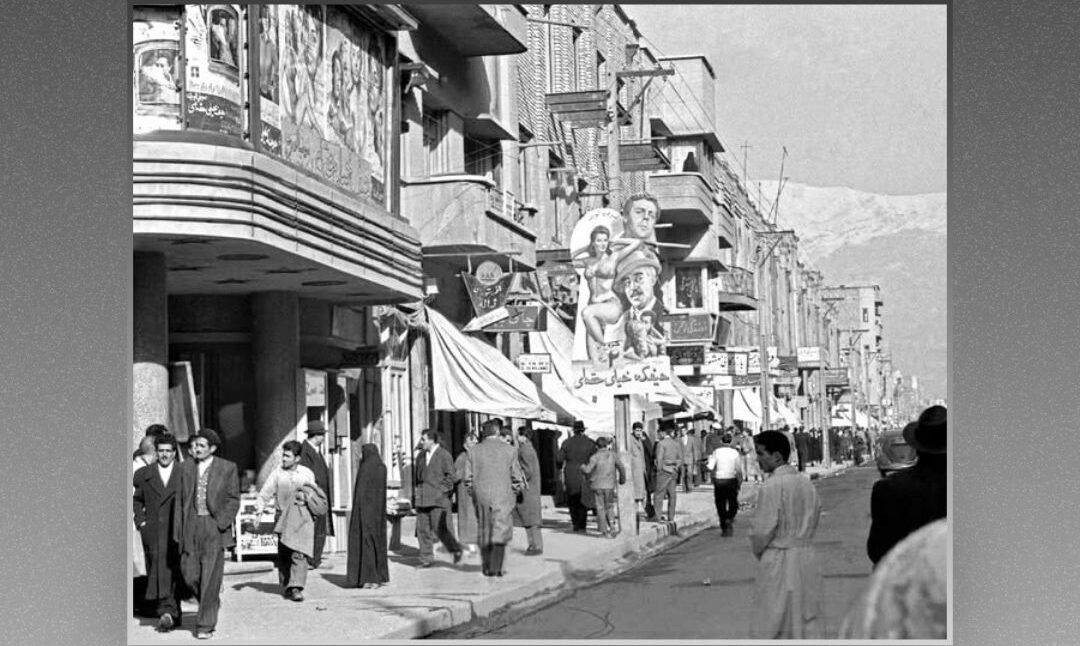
267,5,390,207
133,6,182,134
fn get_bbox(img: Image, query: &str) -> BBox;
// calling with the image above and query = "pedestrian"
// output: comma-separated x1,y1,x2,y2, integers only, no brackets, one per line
679,426,701,492
652,423,682,522
297,420,334,569
253,440,320,601
629,422,655,519
748,430,824,639
706,432,743,536
464,419,525,577
580,436,626,538
511,426,544,555
556,420,598,532
866,406,947,566
453,432,480,554
175,429,241,640
132,433,183,632
735,428,760,483
132,433,158,618
413,429,464,568
346,443,389,589
703,422,726,479
794,427,810,472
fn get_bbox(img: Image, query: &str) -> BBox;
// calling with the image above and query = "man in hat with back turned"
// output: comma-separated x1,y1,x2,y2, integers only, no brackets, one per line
557,421,598,532
297,419,334,569
866,405,947,567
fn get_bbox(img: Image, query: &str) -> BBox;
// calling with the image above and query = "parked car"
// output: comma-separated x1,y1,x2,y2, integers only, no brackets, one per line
876,425,917,478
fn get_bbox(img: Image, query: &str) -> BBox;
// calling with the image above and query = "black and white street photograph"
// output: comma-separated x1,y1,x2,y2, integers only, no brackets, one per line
130,3,947,642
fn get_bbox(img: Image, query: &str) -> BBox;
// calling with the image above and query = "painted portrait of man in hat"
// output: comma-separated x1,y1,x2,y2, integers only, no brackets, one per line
608,247,668,360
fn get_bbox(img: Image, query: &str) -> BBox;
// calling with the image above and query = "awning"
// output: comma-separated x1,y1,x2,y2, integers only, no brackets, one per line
733,388,762,424
426,306,573,423
669,375,714,414
769,394,801,427
831,406,869,428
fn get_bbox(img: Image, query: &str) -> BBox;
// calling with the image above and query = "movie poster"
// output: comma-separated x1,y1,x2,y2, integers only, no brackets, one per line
133,6,182,134
275,5,389,206
257,4,282,154
185,4,244,136
570,198,672,396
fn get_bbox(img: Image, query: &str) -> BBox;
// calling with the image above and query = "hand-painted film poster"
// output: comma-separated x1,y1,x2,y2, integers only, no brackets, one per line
185,4,244,136
570,196,672,396
262,5,390,206
133,6,182,134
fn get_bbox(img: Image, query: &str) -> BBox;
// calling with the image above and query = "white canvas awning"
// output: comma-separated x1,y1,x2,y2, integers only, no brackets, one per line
733,388,762,424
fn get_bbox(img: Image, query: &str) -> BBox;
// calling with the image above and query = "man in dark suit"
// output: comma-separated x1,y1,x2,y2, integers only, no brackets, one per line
511,426,543,555
557,421,598,532
413,428,464,567
175,428,240,640
653,423,683,522
794,427,811,472
134,433,183,632
298,420,334,569
867,406,947,567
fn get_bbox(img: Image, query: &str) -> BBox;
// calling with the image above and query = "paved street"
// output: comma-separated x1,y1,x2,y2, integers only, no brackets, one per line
434,465,878,640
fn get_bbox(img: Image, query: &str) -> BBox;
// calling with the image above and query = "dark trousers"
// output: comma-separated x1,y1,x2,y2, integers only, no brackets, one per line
276,543,308,591
653,471,678,521
593,488,617,535
310,514,327,567
133,576,151,616
713,478,740,528
191,515,225,632
568,491,589,531
680,464,699,492
480,543,506,575
416,505,463,563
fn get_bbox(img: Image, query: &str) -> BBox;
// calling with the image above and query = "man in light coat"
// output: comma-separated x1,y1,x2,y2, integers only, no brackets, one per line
465,419,525,577
580,436,626,537
652,424,683,522
253,440,316,602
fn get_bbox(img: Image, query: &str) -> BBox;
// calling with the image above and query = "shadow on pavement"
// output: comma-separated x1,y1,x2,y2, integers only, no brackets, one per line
230,580,282,596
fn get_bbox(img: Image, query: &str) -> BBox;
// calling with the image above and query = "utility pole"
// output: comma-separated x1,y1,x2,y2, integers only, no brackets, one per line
740,140,752,185
755,230,795,433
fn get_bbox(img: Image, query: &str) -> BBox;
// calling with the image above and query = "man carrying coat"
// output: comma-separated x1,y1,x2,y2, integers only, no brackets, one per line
133,433,183,632
511,426,544,555
298,420,334,569
464,419,525,577
175,429,240,640
557,420,598,532
413,428,465,567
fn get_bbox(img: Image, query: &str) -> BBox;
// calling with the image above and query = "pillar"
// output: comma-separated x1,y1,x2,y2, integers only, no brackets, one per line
252,291,300,487
133,252,169,450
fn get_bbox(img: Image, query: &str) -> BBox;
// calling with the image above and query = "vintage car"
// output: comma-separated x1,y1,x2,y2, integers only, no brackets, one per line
875,425,917,478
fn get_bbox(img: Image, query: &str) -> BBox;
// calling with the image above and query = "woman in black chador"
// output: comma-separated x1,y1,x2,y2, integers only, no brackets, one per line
346,443,389,589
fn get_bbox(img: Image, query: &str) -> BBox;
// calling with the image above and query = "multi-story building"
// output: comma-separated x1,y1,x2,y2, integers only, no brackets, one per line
822,283,886,428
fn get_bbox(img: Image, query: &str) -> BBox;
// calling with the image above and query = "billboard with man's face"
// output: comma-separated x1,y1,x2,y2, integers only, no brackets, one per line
570,196,672,396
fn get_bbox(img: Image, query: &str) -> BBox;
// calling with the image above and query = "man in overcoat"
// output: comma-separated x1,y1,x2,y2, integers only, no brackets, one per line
133,433,183,631
652,424,683,522
866,406,947,566
680,427,702,492
464,419,525,576
413,428,464,567
298,420,334,568
175,428,240,640
557,420,598,532
511,426,544,555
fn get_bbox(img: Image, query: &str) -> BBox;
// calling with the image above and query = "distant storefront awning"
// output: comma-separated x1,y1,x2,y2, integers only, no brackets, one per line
770,394,801,427
831,406,869,428
667,375,714,415
426,306,573,423
733,388,762,424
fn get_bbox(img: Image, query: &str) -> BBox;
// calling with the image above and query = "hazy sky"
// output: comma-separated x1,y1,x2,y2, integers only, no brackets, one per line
624,4,948,196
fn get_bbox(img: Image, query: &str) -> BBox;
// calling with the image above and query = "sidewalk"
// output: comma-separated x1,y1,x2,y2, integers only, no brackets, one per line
129,462,847,643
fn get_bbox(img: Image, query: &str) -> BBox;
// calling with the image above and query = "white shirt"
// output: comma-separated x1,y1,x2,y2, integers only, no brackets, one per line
197,455,214,478
707,445,743,480
157,462,174,487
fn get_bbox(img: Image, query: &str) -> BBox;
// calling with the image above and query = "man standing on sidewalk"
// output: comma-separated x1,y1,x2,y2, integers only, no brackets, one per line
629,422,655,519
413,428,464,568
511,426,544,555
254,440,318,602
680,427,702,492
176,429,240,640
652,424,682,522
465,419,525,577
297,420,333,569
133,433,183,632
706,432,743,536
557,421,597,532
580,436,626,538
748,430,823,639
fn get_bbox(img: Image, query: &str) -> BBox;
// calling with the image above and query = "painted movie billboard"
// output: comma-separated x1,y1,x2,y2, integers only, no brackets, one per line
133,6,182,134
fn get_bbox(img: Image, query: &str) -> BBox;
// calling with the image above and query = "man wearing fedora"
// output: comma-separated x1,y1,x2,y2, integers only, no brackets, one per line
608,247,668,360
298,419,334,569
866,405,947,567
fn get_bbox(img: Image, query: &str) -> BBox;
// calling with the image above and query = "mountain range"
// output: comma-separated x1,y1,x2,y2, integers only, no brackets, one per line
755,181,948,403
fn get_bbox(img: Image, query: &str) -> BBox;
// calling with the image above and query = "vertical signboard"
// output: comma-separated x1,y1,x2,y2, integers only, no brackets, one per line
185,4,245,136
133,6,183,134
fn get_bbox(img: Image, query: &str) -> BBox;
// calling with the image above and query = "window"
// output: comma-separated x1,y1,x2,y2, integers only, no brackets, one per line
465,136,502,186
422,109,452,176
862,307,869,324
675,266,704,309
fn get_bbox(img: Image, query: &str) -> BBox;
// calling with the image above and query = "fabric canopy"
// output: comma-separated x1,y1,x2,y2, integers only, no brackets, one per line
426,306,572,423
831,406,869,428
770,394,801,426
669,375,714,414
733,388,762,424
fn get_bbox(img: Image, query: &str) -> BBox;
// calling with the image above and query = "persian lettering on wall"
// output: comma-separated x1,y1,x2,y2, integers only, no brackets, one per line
264,5,390,206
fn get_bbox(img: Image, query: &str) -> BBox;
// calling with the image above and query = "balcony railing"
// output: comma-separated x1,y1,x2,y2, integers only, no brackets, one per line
717,266,757,311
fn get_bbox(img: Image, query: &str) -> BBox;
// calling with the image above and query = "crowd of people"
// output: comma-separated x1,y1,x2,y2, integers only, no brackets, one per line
132,404,946,640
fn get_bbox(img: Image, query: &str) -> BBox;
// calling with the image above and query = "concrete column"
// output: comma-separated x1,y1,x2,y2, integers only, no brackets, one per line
133,252,169,451
252,291,300,487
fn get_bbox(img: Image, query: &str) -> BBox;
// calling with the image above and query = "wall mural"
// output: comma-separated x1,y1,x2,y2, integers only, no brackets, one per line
570,197,673,396
133,6,182,134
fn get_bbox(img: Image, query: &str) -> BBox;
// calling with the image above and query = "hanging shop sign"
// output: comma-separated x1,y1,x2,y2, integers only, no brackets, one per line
462,272,513,317
732,374,758,387
778,354,798,371
474,260,505,286
660,312,714,344
666,344,706,367
701,350,729,375
748,349,762,374
732,352,748,376
485,305,547,332
824,369,850,387
339,345,380,368
797,346,825,368
516,353,552,374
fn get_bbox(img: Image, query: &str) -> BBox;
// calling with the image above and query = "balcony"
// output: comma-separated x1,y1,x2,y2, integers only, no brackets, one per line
648,172,715,228
717,266,758,311
405,5,527,57
401,175,537,268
